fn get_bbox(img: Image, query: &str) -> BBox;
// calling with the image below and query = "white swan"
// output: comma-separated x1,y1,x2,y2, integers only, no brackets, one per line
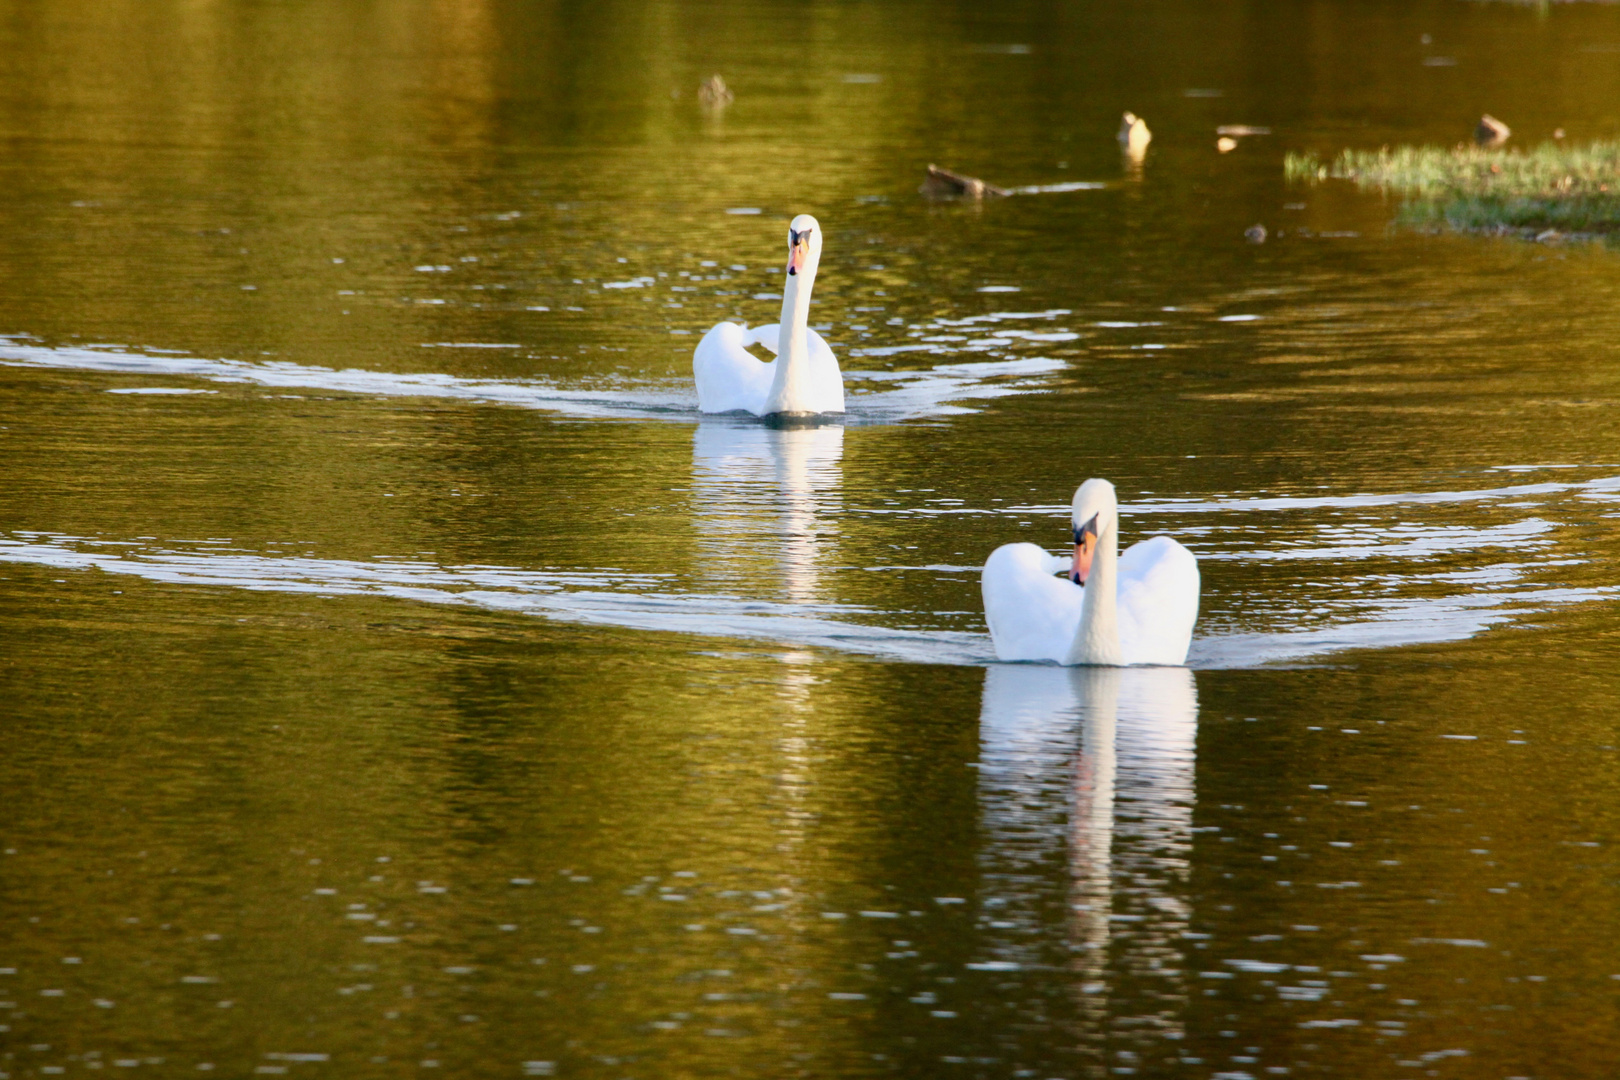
982,478,1199,665
693,214,844,417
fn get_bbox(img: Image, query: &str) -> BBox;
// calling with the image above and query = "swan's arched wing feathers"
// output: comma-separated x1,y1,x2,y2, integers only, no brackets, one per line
982,543,1084,663
806,327,834,361
744,323,781,355
694,322,775,414
1117,535,1200,665
804,327,845,413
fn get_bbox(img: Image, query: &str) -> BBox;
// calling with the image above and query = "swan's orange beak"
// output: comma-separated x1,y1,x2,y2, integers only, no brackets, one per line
787,228,810,276
1071,514,1099,585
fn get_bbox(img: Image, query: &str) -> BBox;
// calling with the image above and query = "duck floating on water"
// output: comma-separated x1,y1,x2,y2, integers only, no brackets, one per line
698,74,734,107
1118,112,1152,161
1476,113,1510,148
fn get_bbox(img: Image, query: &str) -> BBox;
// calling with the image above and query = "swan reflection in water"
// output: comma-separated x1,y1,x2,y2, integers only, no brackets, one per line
691,419,844,605
976,664,1198,1052
690,420,846,858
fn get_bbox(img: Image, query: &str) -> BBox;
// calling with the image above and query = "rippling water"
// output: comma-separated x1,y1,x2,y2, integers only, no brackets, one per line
5,1,1620,1078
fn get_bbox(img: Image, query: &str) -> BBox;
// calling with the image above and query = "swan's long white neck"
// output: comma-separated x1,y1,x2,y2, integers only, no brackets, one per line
764,257,816,414
1065,514,1123,666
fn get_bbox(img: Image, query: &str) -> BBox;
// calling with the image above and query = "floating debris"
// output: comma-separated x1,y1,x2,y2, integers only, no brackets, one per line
919,164,1009,200
1245,223,1268,244
1217,137,1238,153
1217,125,1271,137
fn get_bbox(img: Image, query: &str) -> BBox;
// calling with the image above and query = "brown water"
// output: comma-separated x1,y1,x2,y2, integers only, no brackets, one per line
5,2,1620,1078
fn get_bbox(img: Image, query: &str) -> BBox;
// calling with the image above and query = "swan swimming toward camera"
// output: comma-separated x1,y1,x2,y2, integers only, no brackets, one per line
693,214,844,417
982,478,1199,666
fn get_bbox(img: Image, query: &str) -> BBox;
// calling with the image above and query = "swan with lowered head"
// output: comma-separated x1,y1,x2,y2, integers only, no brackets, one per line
982,478,1199,666
693,214,844,417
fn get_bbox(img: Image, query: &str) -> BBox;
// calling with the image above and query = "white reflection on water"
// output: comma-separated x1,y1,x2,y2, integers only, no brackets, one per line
690,421,845,871
691,420,844,603
0,339,1065,424
975,665,1197,1042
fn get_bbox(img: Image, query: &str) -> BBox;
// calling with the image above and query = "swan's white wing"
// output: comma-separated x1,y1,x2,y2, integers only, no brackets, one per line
731,323,843,415
1116,535,1200,665
805,327,845,413
694,322,775,414
982,543,1083,662
752,325,833,361
744,323,781,355
697,323,841,415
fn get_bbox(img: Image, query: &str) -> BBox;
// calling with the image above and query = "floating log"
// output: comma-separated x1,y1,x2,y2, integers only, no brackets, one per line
919,164,1009,200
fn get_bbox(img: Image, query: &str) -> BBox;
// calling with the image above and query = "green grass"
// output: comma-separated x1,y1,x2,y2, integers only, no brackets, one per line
1286,141,1620,237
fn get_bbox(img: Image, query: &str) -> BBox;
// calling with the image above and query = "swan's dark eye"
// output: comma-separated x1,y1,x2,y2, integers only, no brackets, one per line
789,228,802,245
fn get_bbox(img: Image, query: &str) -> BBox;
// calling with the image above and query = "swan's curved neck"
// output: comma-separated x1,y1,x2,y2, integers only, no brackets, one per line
1065,516,1122,666
765,263,816,414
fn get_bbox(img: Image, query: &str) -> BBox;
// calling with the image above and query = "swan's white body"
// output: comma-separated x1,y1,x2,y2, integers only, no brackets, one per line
982,479,1199,666
693,214,844,417
693,321,843,415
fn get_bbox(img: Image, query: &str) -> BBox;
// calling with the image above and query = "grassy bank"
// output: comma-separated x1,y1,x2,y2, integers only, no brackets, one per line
1286,141,1620,238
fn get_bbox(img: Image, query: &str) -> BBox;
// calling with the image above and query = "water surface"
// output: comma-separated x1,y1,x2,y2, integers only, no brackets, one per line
5,1,1620,1078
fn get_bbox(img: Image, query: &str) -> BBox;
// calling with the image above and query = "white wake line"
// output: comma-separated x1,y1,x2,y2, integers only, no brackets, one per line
1101,477,1620,514
0,342,1065,424
958,518,1563,564
863,476,1620,519
2,535,1612,671
1189,585,1616,668
0,536,993,666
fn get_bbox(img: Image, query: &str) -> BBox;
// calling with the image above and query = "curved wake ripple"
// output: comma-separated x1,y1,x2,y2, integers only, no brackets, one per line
2,528,1609,670
0,533,995,665
0,339,1066,424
